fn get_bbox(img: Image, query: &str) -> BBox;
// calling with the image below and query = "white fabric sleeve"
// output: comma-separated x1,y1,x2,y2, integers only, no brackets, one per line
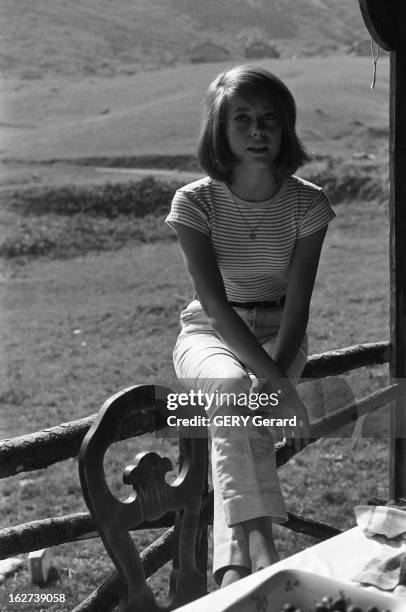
165,189,211,236
298,190,336,238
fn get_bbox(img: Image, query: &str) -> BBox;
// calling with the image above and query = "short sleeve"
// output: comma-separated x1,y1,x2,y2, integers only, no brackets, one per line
297,190,336,239
165,189,211,236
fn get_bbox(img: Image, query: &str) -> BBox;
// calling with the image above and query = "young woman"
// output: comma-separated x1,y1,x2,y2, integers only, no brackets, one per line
165,65,335,588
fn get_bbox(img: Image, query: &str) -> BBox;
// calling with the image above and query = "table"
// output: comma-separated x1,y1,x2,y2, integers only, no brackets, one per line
177,526,406,611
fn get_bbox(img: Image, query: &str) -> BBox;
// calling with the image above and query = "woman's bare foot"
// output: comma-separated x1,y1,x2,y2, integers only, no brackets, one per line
220,565,251,588
250,539,279,573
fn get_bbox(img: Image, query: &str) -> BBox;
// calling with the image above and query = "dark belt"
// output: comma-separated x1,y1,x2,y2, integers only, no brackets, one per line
229,295,286,309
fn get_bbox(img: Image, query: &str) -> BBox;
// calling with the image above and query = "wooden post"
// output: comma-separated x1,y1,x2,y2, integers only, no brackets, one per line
388,6,406,502
359,0,406,501
178,435,208,594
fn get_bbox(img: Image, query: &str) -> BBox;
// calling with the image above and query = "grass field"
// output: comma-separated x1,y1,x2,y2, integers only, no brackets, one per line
0,54,394,610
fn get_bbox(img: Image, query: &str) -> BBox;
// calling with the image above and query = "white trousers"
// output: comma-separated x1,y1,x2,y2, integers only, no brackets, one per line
173,300,307,582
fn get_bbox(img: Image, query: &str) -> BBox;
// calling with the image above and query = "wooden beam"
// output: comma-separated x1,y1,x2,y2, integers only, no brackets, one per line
302,341,389,379
389,6,406,500
0,512,177,561
359,0,406,501
276,384,401,467
309,384,400,440
0,344,389,479
283,512,341,540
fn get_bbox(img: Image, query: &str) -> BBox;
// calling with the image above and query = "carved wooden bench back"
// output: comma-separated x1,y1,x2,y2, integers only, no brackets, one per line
79,385,208,611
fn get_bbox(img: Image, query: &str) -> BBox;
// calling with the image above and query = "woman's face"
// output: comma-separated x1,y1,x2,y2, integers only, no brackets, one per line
225,93,282,171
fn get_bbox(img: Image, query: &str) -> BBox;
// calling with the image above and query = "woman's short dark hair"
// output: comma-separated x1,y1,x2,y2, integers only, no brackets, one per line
197,65,310,182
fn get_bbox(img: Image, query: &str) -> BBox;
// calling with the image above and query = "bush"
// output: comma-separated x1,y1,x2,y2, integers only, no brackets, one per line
4,176,183,218
0,212,177,259
3,167,387,221
0,162,387,260
312,172,386,204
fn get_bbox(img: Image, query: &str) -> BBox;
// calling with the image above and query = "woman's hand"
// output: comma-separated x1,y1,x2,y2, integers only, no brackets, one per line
259,377,311,448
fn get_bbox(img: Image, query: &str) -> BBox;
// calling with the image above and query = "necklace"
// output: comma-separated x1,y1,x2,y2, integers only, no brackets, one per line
232,196,274,241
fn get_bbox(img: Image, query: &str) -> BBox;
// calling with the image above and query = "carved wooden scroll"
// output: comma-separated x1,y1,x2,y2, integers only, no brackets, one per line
79,385,208,611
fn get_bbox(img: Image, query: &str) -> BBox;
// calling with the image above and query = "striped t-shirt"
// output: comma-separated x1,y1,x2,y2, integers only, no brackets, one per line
165,175,335,302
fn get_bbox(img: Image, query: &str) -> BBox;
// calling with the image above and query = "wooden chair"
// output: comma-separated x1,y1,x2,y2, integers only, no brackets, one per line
79,384,208,612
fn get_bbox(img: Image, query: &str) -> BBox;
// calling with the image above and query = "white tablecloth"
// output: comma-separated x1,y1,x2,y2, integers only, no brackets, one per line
177,526,406,611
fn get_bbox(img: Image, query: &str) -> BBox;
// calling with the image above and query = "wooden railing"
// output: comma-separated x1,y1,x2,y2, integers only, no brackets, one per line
0,341,398,611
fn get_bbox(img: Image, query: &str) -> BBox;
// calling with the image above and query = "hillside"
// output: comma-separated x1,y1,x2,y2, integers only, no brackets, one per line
1,0,369,78
2,56,389,165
